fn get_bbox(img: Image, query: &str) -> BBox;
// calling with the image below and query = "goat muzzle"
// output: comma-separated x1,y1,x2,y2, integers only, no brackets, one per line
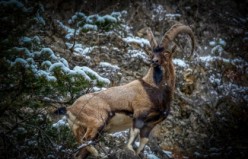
150,59,160,67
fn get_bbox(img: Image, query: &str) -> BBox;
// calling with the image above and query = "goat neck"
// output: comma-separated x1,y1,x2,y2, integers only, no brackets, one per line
142,57,175,91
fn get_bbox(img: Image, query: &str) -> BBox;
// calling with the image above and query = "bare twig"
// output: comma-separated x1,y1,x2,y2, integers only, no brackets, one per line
72,141,95,154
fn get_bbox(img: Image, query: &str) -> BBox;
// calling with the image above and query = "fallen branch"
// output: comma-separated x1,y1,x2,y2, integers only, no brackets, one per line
72,141,95,154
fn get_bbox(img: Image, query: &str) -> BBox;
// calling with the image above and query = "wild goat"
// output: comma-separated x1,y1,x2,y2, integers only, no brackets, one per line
59,23,195,158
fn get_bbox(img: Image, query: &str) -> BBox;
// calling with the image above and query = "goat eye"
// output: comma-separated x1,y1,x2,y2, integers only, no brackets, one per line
164,53,169,56
164,53,170,59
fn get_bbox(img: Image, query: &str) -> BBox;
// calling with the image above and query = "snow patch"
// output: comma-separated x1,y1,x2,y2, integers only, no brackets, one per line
11,57,28,66
82,66,111,84
72,66,91,81
110,130,128,138
68,12,86,24
10,47,110,85
103,14,117,22
128,49,148,62
211,45,224,55
199,54,248,102
35,12,45,25
199,55,213,63
74,46,94,55
165,13,181,18
152,4,181,21
92,86,106,92
163,150,173,158
219,38,226,46
60,58,69,67
218,83,248,101
65,42,83,49
173,58,188,67
65,42,94,56
49,62,70,73
82,24,98,31
152,4,166,21
57,20,80,40
209,41,216,46
209,38,226,47
40,48,58,60
19,36,32,44
209,74,221,85
146,154,161,159
199,55,248,73
12,47,33,57
123,37,150,47
52,116,68,128
99,62,120,71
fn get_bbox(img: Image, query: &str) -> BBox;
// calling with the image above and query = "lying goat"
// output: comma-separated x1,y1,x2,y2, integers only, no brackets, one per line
59,23,195,158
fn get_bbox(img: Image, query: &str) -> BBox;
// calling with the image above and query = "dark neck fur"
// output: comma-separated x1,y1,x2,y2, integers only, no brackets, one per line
153,66,163,85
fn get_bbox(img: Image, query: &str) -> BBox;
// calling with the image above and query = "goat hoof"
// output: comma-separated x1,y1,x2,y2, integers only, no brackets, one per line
126,145,135,154
136,152,144,158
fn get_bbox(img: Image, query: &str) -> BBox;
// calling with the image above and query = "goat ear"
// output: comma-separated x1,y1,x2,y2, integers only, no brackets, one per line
146,27,158,49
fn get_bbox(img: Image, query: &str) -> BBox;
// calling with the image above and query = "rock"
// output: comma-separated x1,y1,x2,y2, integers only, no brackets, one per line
43,36,52,44
99,53,110,62
180,68,196,95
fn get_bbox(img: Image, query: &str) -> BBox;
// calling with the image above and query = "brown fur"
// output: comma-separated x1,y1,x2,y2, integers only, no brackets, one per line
65,24,195,158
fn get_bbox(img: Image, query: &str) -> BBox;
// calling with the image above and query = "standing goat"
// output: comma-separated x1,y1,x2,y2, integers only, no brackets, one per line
61,23,195,158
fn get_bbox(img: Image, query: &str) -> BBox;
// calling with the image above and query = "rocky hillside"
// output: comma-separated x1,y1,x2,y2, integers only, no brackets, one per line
0,0,247,159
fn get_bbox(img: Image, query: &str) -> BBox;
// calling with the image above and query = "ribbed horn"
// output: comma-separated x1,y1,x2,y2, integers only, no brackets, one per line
161,23,195,56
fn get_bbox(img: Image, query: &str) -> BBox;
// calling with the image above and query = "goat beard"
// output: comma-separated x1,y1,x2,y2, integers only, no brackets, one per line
153,66,163,85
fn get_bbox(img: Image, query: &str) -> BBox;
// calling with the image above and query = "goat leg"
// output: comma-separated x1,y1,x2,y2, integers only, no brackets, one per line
86,145,99,157
136,137,149,154
80,127,100,157
136,125,154,154
127,128,140,152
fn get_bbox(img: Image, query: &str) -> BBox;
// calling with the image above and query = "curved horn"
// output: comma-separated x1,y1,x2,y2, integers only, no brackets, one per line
146,27,158,49
161,24,195,56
